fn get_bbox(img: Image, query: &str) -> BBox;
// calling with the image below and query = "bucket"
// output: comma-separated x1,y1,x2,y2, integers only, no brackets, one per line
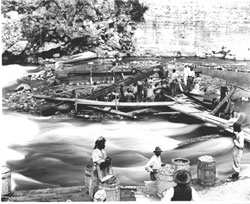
84,164,93,193
99,180,120,201
144,181,157,195
155,164,176,198
197,155,216,186
2,166,11,196
172,158,190,172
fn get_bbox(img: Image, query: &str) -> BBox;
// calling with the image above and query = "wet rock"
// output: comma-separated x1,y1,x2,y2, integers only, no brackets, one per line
15,84,31,93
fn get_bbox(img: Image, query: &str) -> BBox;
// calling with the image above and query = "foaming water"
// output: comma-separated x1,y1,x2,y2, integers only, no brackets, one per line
1,64,250,191
1,64,37,88
2,112,250,191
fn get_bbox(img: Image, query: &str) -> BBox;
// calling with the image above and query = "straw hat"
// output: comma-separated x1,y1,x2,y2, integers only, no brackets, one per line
153,146,163,153
173,170,191,184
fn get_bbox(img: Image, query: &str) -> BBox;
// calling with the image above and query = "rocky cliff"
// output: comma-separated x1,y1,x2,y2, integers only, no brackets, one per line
1,0,148,64
2,0,250,64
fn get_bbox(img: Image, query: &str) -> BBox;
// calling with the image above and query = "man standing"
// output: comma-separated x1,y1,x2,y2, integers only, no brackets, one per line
169,69,179,97
229,122,245,180
186,66,195,92
183,65,190,87
145,147,164,181
162,170,200,201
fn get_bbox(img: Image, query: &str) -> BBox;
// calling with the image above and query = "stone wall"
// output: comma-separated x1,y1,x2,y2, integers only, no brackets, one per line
132,0,250,60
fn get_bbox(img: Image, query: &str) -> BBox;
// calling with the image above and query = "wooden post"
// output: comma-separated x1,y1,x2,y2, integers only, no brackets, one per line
210,86,236,116
75,91,78,112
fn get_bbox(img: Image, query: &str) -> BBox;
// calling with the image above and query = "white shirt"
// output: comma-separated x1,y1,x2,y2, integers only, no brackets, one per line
162,186,201,201
188,69,195,77
92,149,107,164
145,155,161,172
234,131,245,149
183,67,190,78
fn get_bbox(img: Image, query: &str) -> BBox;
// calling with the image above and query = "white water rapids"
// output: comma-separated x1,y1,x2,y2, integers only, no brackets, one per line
1,64,250,192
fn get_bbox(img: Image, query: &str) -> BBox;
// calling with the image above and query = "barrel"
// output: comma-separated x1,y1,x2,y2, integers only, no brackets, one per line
144,181,157,195
2,166,11,196
155,164,176,198
99,181,120,201
171,158,190,172
84,164,93,194
197,155,216,186
89,167,99,198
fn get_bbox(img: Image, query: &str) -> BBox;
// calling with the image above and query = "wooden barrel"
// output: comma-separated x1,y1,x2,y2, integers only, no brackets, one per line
197,155,216,186
155,164,176,198
144,181,157,195
171,158,190,172
84,164,93,193
2,166,11,196
99,181,120,201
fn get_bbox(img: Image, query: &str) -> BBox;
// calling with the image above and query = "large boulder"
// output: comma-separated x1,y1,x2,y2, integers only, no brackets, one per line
7,40,29,55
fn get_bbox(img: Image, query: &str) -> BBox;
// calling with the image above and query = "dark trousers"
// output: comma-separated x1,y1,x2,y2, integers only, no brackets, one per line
187,76,194,92
150,172,157,181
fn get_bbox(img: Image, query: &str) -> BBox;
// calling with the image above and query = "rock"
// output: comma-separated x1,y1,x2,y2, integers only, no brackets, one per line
53,53,60,58
15,84,31,93
38,42,62,53
6,11,20,20
7,40,28,55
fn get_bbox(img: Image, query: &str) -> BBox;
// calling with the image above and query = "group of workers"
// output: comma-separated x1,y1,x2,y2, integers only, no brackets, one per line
91,64,197,103
89,121,245,201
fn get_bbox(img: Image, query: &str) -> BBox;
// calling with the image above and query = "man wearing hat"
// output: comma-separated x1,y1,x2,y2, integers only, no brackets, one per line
92,136,113,182
162,170,200,201
145,146,164,181
229,122,245,180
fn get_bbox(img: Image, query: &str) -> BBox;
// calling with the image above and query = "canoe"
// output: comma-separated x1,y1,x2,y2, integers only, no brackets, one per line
32,94,175,108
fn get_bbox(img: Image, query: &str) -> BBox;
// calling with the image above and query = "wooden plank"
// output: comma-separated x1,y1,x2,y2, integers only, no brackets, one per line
210,86,236,115
32,94,175,108
87,106,137,119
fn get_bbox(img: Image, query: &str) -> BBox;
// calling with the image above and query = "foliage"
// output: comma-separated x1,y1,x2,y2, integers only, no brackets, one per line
114,0,148,22
128,0,148,22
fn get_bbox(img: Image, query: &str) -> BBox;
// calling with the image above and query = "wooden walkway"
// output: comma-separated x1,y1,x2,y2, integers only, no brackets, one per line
168,95,250,143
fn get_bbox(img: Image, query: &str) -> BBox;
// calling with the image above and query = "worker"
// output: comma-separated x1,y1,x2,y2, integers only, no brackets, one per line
186,66,195,92
145,147,164,181
125,88,135,102
229,122,245,180
169,69,179,96
92,136,113,182
162,170,200,201
183,65,190,87
91,82,98,93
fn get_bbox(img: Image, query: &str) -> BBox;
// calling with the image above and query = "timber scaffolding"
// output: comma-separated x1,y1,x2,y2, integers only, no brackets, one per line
34,63,250,142
55,58,149,84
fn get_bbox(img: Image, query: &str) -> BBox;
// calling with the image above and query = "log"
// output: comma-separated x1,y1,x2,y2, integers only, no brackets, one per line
87,106,137,119
32,94,175,108
153,111,180,115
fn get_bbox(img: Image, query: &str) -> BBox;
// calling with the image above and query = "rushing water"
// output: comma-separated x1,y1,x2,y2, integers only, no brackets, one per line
1,63,250,192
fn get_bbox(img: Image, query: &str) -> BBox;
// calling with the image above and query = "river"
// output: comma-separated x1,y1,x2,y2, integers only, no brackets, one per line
1,63,250,192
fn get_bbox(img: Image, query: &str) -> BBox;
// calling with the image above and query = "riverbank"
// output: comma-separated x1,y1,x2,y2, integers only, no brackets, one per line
2,59,250,120
4,176,250,202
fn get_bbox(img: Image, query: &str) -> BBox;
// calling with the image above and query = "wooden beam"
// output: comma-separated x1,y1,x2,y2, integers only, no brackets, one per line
153,111,180,115
210,86,236,115
87,106,137,119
